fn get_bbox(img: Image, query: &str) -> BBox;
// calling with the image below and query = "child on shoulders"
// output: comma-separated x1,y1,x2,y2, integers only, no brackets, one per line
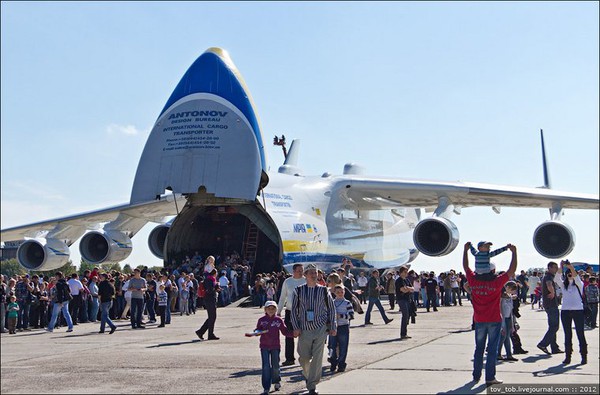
471,241,509,275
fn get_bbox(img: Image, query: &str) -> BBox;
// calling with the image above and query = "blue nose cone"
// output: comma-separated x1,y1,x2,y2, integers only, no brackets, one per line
160,48,266,173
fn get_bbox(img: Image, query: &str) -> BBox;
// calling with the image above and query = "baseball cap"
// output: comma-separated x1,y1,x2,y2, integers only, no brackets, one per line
477,241,492,248
304,263,317,273
264,301,277,309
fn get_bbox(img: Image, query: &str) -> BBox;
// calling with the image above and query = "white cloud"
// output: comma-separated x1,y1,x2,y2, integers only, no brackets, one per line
106,124,143,136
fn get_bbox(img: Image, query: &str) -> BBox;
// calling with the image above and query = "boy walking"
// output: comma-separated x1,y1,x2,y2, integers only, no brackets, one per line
330,285,354,373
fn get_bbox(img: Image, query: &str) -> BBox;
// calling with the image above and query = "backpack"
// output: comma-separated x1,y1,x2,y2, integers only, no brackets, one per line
197,282,206,298
56,281,72,303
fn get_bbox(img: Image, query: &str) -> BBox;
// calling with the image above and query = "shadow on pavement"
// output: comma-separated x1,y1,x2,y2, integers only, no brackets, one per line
229,368,262,378
229,367,305,383
368,338,401,345
10,331,47,337
63,332,99,338
532,363,581,377
520,354,553,364
439,380,487,394
147,339,202,348
449,328,473,334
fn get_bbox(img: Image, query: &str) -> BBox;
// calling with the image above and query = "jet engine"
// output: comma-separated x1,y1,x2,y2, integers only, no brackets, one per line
17,238,70,271
148,223,170,259
533,221,575,259
412,217,460,257
79,230,132,264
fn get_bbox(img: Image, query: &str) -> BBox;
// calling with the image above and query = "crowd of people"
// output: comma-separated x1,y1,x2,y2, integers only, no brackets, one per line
1,244,598,394
0,252,249,333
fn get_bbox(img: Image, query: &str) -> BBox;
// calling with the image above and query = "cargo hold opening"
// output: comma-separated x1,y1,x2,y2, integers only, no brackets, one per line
165,203,282,275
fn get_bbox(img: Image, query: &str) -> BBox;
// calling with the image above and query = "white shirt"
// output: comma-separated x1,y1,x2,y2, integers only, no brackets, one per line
67,278,83,295
450,275,459,288
528,276,540,292
123,280,131,299
219,275,229,287
230,270,238,283
560,275,584,311
277,276,306,314
413,279,421,291
357,276,368,287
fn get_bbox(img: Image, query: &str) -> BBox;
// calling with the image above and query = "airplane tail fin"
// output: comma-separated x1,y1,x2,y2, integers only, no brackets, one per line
284,139,301,166
278,139,302,175
539,129,551,189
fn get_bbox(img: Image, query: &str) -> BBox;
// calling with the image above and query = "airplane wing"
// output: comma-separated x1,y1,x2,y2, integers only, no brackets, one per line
0,194,185,244
331,176,599,211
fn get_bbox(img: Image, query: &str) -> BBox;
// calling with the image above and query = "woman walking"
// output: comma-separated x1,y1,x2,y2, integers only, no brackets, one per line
559,260,587,365
195,269,220,340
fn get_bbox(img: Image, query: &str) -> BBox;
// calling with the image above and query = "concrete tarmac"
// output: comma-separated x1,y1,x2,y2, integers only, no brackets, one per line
1,298,598,394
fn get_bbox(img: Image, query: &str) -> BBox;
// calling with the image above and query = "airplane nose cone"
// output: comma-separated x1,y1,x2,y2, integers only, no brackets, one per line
159,47,265,172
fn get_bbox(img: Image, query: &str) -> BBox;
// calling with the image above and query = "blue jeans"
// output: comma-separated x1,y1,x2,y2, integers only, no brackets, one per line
539,306,560,351
473,321,501,382
260,348,281,391
220,287,230,306
330,324,349,369
80,297,89,322
17,301,30,329
588,303,598,328
100,301,116,332
90,297,100,322
365,297,389,324
130,298,144,327
413,291,420,306
115,295,125,318
147,296,156,321
398,299,410,337
498,317,513,357
426,293,438,311
48,302,73,331
444,288,452,306
561,309,587,353
519,287,528,303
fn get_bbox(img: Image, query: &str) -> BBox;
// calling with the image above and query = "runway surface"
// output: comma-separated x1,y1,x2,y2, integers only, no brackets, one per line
1,298,598,394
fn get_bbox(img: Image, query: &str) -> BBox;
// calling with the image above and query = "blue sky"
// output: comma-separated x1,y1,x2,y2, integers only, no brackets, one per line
1,2,598,272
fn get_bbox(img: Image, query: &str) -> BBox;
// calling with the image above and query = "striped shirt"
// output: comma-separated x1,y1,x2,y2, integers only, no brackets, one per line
470,245,508,272
157,291,168,306
333,298,354,326
291,284,337,332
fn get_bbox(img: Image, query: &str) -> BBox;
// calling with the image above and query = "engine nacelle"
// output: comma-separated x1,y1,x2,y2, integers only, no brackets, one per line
79,230,132,264
412,217,460,257
17,238,70,271
148,224,171,259
533,221,575,259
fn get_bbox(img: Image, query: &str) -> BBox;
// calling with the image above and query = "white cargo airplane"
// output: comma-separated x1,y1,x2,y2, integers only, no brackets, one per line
2,48,598,274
